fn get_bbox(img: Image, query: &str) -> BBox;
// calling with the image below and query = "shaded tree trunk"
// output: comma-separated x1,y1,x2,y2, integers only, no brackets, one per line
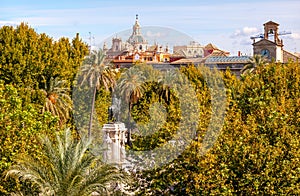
127,101,132,147
88,85,97,139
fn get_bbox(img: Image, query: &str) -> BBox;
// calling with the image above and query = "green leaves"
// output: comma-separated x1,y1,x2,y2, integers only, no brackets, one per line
0,23,88,89
0,82,59,194
42,77,73,126
6,128,125,196
1,22,300,195
131,62,300,195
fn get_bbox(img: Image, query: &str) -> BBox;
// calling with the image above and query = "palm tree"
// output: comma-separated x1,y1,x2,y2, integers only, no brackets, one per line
117,67,146,146
118,67,146,106
5,128,124,196
42,77,72,126
241,54,267,75
157,70,178,103
79,49,116,138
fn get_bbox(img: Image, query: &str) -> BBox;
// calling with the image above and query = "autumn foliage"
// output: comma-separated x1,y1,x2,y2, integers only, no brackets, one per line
130,62,300,195
0,23,299,195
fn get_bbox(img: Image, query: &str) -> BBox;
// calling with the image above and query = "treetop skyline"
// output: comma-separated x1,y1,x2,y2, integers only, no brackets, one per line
1,0,300,56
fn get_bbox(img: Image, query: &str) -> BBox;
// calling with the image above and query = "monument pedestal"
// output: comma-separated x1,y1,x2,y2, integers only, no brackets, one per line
102,122,127,166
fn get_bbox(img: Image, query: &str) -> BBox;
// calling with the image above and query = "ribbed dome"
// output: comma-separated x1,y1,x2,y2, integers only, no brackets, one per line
128,34,146,44
127,14,147,45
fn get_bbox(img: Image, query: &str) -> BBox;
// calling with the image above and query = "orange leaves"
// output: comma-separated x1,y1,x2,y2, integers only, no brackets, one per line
48,93,58,104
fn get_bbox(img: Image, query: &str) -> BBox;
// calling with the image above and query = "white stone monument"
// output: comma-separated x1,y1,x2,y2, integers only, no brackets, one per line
102,95,129,167
102,122,127,165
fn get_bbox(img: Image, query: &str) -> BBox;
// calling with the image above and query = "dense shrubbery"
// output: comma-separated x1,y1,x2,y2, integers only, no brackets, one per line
0,23,88,194
0,82,59,194
130,62,300,195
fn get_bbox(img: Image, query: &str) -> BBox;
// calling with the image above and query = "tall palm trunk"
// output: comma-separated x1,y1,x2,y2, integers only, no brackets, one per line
88,85,97,139
127,101,132,147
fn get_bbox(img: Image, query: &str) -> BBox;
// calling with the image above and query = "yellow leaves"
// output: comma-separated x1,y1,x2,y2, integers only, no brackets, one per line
135,61,300,194
0,83,59,194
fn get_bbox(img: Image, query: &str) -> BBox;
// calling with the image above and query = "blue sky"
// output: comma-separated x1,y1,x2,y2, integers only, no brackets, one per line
1,0,300,55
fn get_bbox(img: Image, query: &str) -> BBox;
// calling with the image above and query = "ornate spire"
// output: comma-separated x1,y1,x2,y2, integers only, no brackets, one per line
127,14,147,46
133,14,140,35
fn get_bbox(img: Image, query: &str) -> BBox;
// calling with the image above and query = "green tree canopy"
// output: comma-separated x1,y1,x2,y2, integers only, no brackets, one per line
6,128,125,196
129,62,300,195
0,23,88,89
0,81,59,194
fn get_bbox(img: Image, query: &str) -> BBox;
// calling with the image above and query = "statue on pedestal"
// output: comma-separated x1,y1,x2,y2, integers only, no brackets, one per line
108,95,121,123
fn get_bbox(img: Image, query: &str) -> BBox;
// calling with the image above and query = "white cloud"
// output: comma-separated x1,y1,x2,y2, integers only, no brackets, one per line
243,27,259,35
232,27,259,37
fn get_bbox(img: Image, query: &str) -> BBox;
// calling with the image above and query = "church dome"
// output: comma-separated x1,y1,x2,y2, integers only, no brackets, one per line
127,14,147,45
128,34,146,44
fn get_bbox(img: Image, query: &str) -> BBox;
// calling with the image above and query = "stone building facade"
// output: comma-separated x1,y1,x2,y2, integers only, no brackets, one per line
253,21,299,63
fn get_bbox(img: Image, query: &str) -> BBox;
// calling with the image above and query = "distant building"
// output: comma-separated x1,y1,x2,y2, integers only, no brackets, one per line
103,15,171,68
173,41,204,58
173,42,230,59
170,55,250,77
127,14,148,52
103,17,299,75
112,49,170,68
252,21,300,63
203,43,230,57
171,43,232,66
171,43,249,77
171,21,300,77
104,14,149,60
204,56,250,76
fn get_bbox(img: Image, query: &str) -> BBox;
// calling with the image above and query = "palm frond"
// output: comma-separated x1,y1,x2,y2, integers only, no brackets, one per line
5,128,126,196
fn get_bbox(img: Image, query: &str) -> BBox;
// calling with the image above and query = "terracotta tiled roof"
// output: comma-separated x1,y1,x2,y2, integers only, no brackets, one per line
208,50,229,57
264,21,279,26
204,43,218,50
146,45,157,52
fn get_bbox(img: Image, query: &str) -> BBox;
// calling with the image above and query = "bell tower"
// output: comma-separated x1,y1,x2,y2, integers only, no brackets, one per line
252,21,284,62
264,21,282,45
112,37,122,52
